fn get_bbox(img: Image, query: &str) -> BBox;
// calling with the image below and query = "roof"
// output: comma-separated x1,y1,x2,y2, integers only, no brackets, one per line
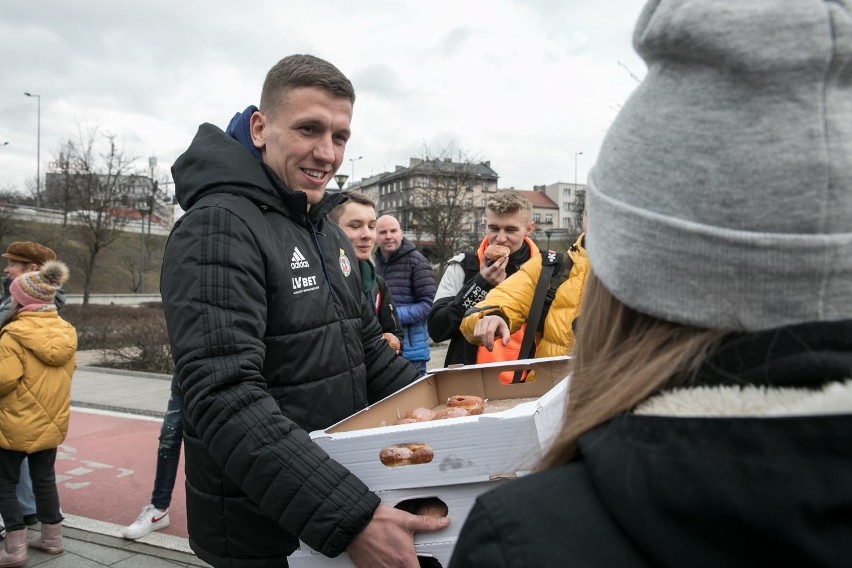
516,190,558,209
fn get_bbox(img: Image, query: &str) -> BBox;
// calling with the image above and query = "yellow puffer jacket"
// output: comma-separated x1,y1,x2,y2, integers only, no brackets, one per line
460,235,589,358
0,310,77,452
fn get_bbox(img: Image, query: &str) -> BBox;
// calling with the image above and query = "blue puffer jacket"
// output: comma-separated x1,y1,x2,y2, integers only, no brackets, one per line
376,240,435,362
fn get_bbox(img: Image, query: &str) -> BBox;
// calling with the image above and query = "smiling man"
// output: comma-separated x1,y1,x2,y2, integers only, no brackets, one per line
161,55,445,568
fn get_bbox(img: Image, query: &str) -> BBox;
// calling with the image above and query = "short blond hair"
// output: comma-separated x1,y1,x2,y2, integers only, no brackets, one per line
486,191,532,220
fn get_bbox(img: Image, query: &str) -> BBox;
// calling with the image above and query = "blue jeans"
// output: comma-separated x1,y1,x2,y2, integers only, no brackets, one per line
17,459,36,516
151,372,183,510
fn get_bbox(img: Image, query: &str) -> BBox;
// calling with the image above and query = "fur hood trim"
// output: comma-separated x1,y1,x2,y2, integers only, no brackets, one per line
634,379,852,418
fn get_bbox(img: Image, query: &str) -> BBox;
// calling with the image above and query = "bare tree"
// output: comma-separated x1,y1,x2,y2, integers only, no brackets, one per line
397,143,495,265
46,139,83,226
56,127,140,306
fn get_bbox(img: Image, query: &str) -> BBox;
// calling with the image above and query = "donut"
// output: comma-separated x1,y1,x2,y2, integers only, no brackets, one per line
434,406,470,420
447,395,485,415
382,332,401,353
409,444,434,464
405,407,437,422
392,417,420,425
379,443,434,466
379,446,414,466
484,244,511,263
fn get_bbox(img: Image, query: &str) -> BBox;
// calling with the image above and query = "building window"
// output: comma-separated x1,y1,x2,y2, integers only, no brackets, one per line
533,213,541,222
545,214,553,223
465,197,473,206
563,187,571,197
480,198,487,207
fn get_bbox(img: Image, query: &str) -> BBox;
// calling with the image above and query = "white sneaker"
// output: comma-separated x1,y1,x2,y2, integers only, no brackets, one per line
122,504,170,539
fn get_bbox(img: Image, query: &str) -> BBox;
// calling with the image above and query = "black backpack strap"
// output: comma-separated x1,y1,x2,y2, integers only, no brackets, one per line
512,250,563,383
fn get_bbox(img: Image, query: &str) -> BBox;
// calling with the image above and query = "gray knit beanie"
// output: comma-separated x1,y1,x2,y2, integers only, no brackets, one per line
587,0,852,331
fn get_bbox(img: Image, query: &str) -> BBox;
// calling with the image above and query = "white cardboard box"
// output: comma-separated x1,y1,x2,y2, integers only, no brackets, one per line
298,480,505,553
290,538,456,568
310,356,571,492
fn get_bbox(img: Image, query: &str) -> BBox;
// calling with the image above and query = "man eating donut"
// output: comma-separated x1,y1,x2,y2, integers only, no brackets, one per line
429,190,538,369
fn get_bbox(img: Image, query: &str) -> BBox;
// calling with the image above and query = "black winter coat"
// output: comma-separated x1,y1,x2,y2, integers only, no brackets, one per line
450,320,852,567
162,124,418,568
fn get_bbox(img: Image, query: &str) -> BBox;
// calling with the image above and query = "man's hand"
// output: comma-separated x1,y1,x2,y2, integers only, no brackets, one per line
474,314,511,351
348,504,450,568
479,255,509,286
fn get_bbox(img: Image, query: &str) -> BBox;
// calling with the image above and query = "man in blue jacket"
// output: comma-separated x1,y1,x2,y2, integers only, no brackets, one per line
375,215,436,376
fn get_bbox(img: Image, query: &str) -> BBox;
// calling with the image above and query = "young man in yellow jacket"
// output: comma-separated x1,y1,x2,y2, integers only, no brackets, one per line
460,211,589,362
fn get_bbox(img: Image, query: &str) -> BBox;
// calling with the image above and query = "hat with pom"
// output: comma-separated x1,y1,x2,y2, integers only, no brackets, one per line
10,260,69,311
586,0,852,331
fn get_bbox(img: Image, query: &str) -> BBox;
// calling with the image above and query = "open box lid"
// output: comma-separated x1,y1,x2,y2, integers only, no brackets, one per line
323,356,572,434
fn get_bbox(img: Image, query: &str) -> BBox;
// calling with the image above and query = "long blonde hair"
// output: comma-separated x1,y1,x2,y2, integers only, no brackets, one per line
539,271,731,469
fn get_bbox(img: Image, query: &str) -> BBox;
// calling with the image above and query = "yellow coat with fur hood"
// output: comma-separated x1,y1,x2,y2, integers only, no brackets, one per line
0,310,77,452
460,235,589,358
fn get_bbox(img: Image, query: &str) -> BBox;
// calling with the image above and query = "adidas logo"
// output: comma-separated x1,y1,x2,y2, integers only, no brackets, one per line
291,247,310,269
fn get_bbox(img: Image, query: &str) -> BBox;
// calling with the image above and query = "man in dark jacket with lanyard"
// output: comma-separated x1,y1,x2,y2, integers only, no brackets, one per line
161,54,447,568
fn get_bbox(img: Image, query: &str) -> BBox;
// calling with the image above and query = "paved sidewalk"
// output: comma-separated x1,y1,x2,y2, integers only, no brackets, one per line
39,343,451,566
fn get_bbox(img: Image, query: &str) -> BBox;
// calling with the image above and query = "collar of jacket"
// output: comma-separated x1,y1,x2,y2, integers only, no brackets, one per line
377,238,416,265
475,236,539,272
359,259,376,294
636,319,852,417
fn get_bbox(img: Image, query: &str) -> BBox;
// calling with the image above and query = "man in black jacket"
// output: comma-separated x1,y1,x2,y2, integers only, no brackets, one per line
161,54,446,568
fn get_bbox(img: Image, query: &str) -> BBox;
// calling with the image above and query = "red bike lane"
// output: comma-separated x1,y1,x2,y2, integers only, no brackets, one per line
57,408,188,539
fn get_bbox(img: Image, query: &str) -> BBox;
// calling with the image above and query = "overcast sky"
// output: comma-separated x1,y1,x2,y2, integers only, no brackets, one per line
1,1,646,200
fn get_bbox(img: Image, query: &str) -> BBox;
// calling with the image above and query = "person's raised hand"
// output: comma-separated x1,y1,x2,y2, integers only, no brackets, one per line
473,314,511,351
479,255,509,286
348,504,450,568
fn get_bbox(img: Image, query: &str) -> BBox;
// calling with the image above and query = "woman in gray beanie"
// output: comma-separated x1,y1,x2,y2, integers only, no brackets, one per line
450,0,851,566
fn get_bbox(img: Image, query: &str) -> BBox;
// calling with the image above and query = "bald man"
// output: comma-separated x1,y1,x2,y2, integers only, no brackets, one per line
375,215,436,375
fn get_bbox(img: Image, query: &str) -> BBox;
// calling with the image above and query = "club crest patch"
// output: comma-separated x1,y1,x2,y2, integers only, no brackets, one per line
339,248,352,277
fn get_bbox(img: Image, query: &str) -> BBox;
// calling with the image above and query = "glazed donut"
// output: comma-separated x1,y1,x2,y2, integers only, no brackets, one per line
380,446,413,466
382,332,401,354
434,406,470,420
409,444,434,464
379,443,434,466
484,243,511,263
405,407,437,422
447,395,485,415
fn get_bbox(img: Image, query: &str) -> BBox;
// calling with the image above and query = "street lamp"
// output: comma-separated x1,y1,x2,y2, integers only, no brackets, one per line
574,151,583,232
574,152,583,190
23,92,41,209
139,157,158,293
348,155,363,187
334,173,349,190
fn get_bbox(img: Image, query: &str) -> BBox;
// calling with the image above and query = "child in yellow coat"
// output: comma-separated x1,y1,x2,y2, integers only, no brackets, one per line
0,261,76,567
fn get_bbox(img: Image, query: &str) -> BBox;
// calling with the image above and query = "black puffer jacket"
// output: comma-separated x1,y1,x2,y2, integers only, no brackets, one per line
450,320,852,567
162,124,418,568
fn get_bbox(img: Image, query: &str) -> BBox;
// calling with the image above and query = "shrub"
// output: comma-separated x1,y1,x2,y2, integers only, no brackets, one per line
62,304,174,374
